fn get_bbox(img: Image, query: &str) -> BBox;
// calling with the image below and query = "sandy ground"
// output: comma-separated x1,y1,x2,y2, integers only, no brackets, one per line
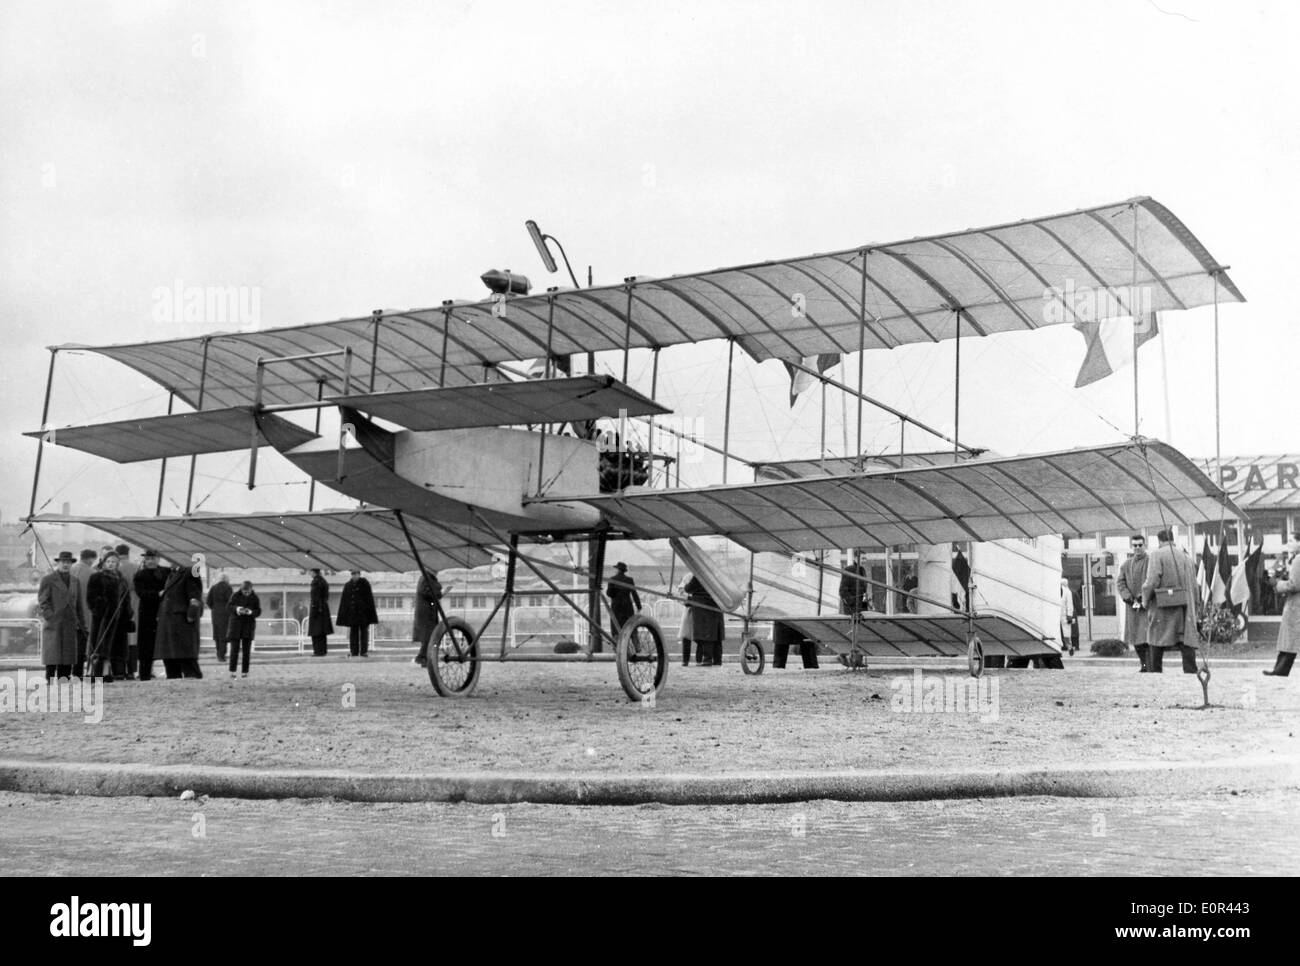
0,656,1296,773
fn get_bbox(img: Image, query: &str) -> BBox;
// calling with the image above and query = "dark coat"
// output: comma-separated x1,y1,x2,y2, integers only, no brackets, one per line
39,571,84,665
308,574,334,636
133,564,168,651
336,576,378,627
839,564,867,615
226,589,262,640
684,575,723,643
412,572,443,645
606,572,642,623
206,579,233,644
156,567,204,659
86,570,132,664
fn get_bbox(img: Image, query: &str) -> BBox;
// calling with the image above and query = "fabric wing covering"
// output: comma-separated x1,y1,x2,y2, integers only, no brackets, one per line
33,509,493,572
552,441,1242,553
330,375,669,431
772,614,1052,659
64,197,1242,410
23,409,317,463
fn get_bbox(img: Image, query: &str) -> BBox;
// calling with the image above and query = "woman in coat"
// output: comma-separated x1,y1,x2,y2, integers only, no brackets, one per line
684,574,724,667
412,570,443,667
87,551,133,682
39,551,85,679
226,580,262,677
156,562,204,679
1266,534,1300,677
307,569,333,656
336,570,379,657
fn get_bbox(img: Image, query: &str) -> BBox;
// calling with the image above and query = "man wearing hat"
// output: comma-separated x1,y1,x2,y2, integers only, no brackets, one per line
132,549,167,681
605,562,642,644
38,552,85,680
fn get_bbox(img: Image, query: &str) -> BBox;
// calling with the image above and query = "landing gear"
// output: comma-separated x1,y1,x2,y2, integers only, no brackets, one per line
615,614,668,702
967,634,984,679
741,637,766,675
427,617,481,698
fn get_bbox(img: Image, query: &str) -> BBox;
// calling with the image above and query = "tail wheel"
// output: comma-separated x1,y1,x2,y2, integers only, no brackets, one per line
967,634,984,679
741,638,766,675
427,617,481,698
616,614,668,702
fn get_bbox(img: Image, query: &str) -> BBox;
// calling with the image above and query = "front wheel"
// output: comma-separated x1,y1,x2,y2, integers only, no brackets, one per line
741,638,765,675
616,614,668,702
427,617,481,698
967,634,984,679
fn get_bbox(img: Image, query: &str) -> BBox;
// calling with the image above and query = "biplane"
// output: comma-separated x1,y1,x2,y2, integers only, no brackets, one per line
25,196,1245,700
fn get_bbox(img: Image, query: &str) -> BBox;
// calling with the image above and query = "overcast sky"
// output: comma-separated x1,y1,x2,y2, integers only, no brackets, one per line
2,0,1295,525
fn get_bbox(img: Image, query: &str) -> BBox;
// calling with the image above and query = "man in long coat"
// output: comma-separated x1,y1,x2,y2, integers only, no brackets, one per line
412,570,443,666
1116,534,1151,671
336,570,378,657
684,574,723,667
157,562,204,679
307,569,333,656
206,573,233,664
39,551,85,679
133,549,167,680
1141,528,1201,673
1265,534,1300,677
605,562,642,641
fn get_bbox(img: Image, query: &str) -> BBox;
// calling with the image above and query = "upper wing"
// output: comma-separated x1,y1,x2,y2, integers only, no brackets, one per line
31,509,495,572
535,440,1242,553
61,197,1241,409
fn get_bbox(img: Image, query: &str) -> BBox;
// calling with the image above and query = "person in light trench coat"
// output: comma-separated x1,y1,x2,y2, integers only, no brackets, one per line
1265,534,1300,677
1140,529,1201,674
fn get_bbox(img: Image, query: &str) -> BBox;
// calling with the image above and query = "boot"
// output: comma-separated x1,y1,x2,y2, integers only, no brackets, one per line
681,640,691,667
1135,643,1150,672
1264,652,1296,677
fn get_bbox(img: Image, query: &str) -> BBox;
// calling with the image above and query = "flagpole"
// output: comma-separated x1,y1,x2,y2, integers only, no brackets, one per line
1131,202,1140,437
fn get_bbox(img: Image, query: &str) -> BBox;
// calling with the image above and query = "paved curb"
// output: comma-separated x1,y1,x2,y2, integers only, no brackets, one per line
1,755,1297,806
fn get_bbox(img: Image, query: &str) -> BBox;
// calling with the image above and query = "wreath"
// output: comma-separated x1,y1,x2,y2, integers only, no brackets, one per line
1198,605,1241,645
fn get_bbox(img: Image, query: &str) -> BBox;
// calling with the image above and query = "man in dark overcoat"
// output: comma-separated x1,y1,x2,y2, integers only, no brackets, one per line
206,573,233,664
133,550,167,680
39,551,85,679
157,562,204,679
336,569,378,657
412,570,443,666
684,574,723,667
606,562,642,642
308,569,333,656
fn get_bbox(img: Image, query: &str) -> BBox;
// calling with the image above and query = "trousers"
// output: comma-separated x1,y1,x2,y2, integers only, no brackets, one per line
348,625,370,656
229,637,253,674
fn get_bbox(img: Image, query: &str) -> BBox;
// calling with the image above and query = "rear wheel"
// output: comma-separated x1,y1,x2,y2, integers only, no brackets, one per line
741,638,765,675
427,617,481,698
616,614,668,701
